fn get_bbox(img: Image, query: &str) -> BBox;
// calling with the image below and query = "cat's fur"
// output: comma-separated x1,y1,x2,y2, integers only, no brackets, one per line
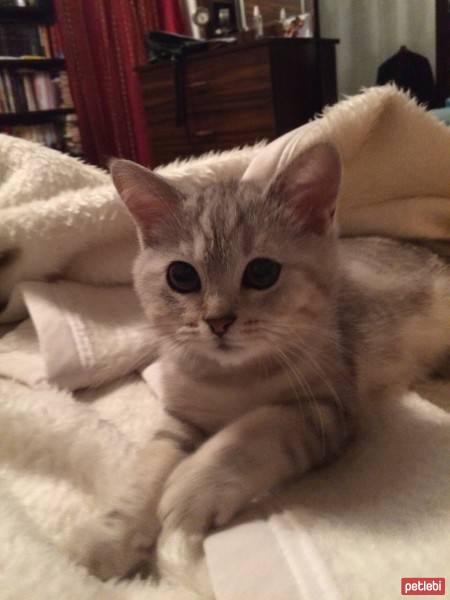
73,143,450,580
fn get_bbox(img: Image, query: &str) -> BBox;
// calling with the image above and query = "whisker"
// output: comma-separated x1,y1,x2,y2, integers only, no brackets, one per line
286,342,343,396
271,348,308,426
276,347,327,459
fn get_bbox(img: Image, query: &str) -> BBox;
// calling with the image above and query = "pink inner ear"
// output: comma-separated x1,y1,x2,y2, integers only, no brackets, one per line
274,143,341,235
111,159,181,237
123,185,169,231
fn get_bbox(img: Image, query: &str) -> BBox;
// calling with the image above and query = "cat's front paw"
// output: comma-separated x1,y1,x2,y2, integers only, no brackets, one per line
69,513,158,581
158,457,245,535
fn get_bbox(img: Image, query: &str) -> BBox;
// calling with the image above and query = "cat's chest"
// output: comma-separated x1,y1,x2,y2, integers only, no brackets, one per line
151,360,292,432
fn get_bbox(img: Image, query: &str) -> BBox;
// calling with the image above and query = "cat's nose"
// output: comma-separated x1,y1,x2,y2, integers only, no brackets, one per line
205,314,236,337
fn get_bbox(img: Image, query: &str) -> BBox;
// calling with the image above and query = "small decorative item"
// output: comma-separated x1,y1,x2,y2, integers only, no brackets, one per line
192,6,211,39
283,13,313,38
252,5,264,38
279,7,290,36
297,9,313,37
202,1,240,38
278,1,316,38
217,7,232,34
235,0,247,30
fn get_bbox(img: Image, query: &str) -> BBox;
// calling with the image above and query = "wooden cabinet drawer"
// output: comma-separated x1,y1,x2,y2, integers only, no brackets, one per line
137,39,338,166
143,109,191,166
139,62,176,107
187,103,275,152
185,46,275,152
186,45,272,114
139,64,191,165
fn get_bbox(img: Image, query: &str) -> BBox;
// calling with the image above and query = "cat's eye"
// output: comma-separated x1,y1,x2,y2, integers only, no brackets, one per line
242,258,281,290
167,261,201,293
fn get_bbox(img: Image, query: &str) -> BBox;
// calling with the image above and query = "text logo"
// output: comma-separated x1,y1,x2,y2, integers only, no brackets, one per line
401,578,445,595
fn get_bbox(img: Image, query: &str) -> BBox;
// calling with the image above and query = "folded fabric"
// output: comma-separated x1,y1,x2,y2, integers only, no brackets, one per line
0,281,155,390
0,318,47,388
242,85,450,243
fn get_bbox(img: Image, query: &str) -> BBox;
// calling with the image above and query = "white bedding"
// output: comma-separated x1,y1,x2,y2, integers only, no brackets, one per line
1,86,450,599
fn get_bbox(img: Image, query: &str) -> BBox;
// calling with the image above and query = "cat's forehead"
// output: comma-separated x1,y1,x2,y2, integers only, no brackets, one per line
179,183,259,265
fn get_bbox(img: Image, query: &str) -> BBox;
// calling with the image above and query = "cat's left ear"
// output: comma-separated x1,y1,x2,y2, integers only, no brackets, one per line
110,159,182,245
268,142,341,235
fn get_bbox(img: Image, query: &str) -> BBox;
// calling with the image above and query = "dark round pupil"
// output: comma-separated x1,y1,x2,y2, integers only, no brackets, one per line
167,261,200,293
243,258,281,290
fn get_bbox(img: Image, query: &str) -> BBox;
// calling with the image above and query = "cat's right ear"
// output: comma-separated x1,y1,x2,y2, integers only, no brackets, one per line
268,143,341,236
110,159,181,244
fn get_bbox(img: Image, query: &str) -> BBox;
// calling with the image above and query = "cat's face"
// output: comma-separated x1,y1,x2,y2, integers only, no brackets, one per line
112,144,341,367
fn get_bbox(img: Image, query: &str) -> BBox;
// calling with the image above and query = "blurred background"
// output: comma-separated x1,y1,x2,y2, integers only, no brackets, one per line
0,0,447,168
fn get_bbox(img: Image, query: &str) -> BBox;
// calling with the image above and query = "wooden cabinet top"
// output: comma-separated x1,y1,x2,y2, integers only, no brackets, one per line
137,37,339,166
136,37,339,73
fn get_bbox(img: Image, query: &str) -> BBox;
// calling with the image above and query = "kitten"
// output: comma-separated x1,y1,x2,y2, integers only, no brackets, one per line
74,143,450,580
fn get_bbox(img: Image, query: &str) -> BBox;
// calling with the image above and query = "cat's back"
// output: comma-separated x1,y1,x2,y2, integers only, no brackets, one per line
336,237,450,395
338,236,447,287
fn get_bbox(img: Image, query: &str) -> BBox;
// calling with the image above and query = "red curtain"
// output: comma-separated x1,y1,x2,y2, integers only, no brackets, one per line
156,0,185,32
55,0,185,167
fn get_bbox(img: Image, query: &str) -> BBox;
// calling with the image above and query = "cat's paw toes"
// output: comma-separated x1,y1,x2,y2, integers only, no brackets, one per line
68,515,157,581
83,536,151,581
158,459,244,535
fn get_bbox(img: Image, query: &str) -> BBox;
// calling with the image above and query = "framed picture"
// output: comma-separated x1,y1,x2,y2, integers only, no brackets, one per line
203,0,240,37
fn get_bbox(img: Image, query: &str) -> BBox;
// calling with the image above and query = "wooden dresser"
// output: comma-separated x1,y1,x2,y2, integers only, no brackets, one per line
137,38,338,166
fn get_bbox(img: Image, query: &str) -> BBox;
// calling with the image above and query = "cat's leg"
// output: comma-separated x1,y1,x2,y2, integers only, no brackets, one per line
70,414,204,580
159,400,348,535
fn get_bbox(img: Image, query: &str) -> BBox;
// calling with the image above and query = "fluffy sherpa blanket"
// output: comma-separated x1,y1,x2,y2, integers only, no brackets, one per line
3,84,450,321
0,86,449,600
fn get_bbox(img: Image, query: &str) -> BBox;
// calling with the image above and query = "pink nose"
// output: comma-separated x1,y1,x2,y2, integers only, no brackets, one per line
205,315,236,337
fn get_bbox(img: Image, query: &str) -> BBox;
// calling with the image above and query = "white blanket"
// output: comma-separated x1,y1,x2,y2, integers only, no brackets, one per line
3,84,450,323
0,137,262,323
1,86,450,599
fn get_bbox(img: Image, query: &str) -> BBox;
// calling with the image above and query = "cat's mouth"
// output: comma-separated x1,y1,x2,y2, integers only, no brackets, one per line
214,338,233,352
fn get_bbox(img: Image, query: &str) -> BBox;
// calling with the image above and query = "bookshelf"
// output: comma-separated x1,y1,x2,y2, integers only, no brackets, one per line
0,106,73,126
0,57,64,68
0,0,82,156
0,5,54,24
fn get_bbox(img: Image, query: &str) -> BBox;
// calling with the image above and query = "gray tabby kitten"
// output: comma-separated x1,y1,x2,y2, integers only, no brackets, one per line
76,143,450,580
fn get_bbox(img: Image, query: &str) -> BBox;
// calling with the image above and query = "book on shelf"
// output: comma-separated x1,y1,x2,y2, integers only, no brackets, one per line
0,68,73,112
0,24,40,56
63,113,82,155
53,70,72,107
38,23,51,57
4,122,61,149
33,70,55,108
2,68,15,110
48,23,63,58
3,116,83,156
22,70,36,109
0,24,63,59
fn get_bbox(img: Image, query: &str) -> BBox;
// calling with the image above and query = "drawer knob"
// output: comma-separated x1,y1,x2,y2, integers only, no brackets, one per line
193,130,215,138
188,81,209,92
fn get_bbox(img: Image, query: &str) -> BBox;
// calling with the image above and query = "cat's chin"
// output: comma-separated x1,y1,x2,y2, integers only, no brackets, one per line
165,336,271,369
186,342,267,369
210,347,256,367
